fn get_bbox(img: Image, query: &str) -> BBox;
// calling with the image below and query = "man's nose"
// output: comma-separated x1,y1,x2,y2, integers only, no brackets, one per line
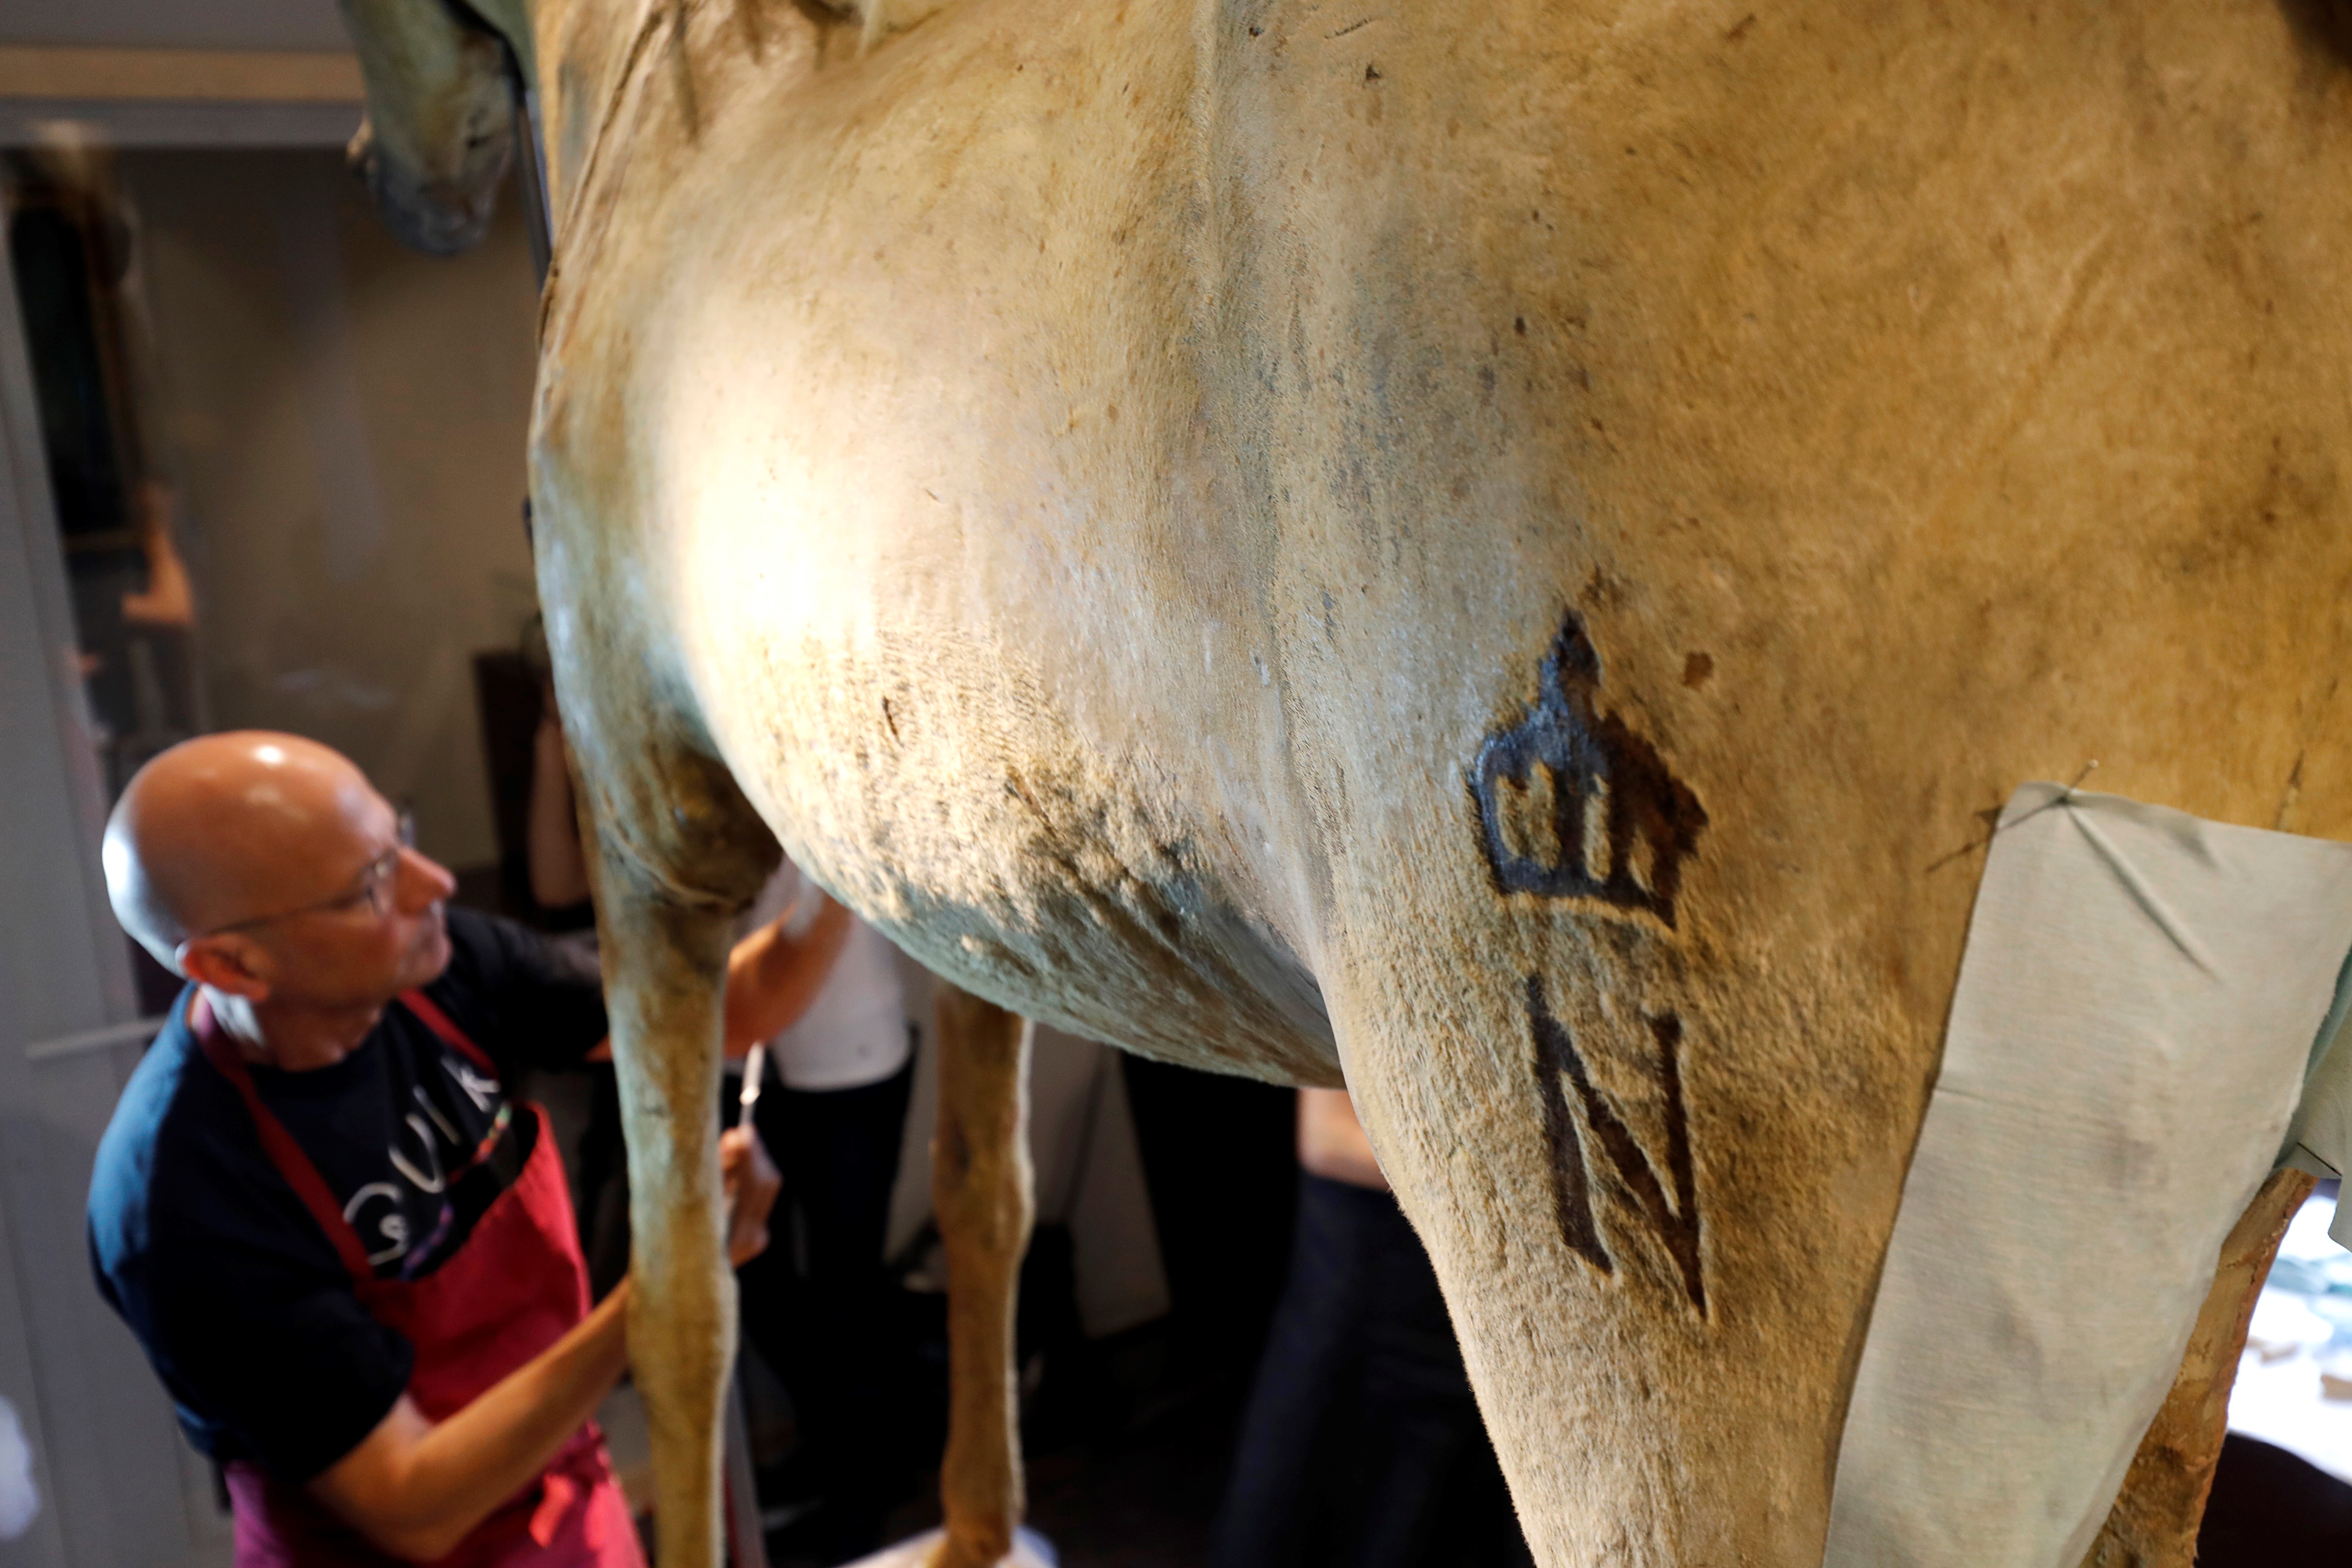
396,846,458,910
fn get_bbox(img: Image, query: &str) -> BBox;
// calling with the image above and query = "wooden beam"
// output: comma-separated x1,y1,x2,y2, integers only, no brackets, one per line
0,47,362,104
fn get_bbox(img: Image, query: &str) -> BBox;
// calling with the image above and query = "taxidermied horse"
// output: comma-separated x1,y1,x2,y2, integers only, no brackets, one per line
334,0,2352,1562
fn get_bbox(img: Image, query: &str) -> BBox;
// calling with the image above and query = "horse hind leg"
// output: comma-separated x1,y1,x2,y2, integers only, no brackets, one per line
2079,1166,2318,1568
1318,928,1858,1566
927,987,1036,1568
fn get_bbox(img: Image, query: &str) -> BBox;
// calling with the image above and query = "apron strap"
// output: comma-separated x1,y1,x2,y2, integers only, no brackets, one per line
190,993,378,1285
395,989,500,1078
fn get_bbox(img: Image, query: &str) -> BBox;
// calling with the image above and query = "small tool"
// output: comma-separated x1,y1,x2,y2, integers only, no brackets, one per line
737,1042,766,1124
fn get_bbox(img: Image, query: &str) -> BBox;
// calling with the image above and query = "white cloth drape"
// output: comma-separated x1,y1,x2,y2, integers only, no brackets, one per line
1823,782,2352,1568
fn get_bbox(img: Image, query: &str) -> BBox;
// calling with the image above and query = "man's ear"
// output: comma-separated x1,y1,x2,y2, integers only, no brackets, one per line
177,936,273,1002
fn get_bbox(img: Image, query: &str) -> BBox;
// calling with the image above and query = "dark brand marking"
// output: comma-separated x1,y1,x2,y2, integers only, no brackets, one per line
1470,613,1708,926
1526,975,1706,1313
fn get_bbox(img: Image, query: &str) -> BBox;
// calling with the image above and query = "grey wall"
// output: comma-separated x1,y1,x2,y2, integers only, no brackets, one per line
0,0,349,52
117,148,545,872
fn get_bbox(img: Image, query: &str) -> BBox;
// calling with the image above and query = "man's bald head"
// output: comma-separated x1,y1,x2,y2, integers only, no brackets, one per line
104,732,384,971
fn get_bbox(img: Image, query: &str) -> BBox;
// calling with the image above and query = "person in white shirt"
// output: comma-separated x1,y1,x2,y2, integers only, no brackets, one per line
735,866,910,1094
728,862,915,1563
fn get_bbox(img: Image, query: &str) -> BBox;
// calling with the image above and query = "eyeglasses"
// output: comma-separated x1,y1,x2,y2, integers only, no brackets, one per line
206,811,418,937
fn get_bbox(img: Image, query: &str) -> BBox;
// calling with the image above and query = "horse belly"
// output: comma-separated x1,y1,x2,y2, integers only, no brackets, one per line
689,610,1339,1085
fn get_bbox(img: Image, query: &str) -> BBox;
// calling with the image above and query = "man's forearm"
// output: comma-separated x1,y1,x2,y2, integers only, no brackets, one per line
1298,1088,1390,1191
722,895,853,1052
312,1281,631,1561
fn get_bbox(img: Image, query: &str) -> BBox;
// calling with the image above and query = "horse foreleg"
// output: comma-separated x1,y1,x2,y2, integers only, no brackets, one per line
926,987,1035,1568
593,865,741,1568
2078,1165,2318,1568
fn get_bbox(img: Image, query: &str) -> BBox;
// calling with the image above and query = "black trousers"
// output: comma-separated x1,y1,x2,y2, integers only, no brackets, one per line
728,1057,915,1521
1210,1173,1533,1568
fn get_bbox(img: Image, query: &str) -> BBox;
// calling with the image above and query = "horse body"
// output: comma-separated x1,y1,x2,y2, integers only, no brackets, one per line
342,0,2352,1561
535,0,1345,1085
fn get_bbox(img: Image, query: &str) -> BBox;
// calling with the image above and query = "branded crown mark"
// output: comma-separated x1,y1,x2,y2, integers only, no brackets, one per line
1470,613,1708,926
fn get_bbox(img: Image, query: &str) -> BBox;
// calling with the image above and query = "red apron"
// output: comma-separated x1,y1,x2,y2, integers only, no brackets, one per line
195,990,644,1568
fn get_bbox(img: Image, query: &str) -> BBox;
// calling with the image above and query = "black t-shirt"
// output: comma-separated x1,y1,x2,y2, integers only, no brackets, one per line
87,909,606,1483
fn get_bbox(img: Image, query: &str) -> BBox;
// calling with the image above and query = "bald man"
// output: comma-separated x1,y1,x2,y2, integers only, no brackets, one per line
86,732,826,1568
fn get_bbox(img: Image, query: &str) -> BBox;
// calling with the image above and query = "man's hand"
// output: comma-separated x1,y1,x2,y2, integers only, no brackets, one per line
720,1124,781,1267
